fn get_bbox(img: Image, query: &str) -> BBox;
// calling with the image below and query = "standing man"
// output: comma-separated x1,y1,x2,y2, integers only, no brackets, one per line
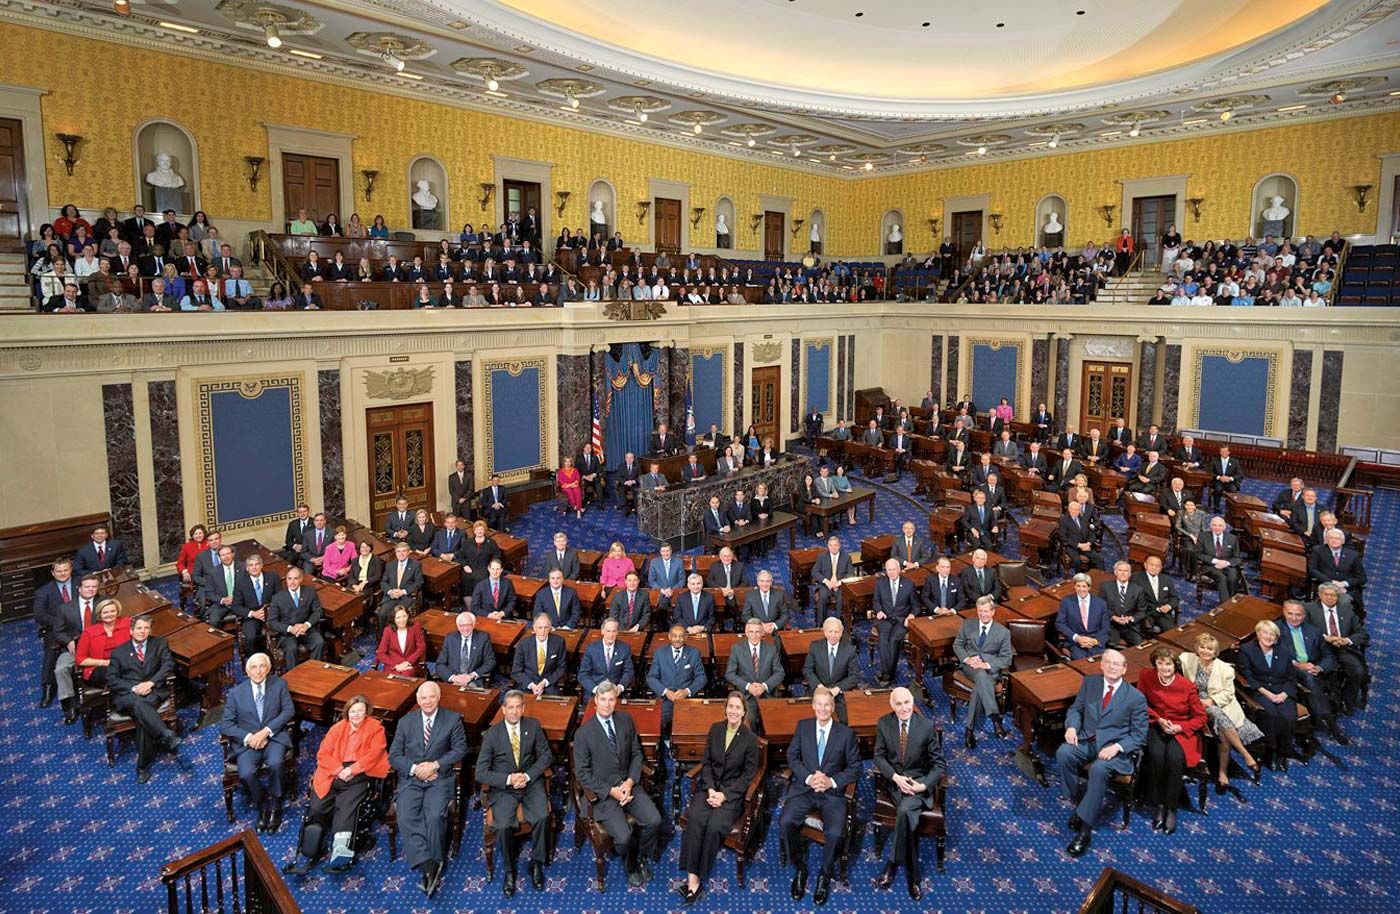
1055,573,1110,659
73,523,129,576
951,596,1012,746
475,689,553,896
577,443,605,506
1209,445,1244,513
283,503,311,561
647,542,685,613
891,520,929,570
873,687,945,899
219,653,294,833
389,682,467,897
108,614,180,783
447,460,473,519
780,687,861,905
34,557,76,708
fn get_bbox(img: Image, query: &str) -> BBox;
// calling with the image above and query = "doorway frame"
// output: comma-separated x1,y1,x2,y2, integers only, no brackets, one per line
364,402,437,532
1078,359,1135,436
0,82,47,238
266,123,354,230
1119,175,1187,240
648,177,690,252
750,364,783,447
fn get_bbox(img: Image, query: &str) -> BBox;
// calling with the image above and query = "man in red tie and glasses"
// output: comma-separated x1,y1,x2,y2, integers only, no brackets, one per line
73,523,129,576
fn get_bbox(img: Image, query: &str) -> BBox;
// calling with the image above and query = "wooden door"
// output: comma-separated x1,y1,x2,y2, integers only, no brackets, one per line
366,403,436,531
282,153,339,228
763,211,784,260
653,197,681,252
1131,195,1175,270
1079,361,1133,436
503,179,542,245
0,118,27,245
952,211,982,266
750,366,782,447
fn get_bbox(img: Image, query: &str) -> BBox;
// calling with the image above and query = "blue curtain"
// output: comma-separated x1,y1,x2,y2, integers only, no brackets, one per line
604,343,658,470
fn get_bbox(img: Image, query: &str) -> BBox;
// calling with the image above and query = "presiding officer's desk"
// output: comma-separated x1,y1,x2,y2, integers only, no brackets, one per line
638,455,809,544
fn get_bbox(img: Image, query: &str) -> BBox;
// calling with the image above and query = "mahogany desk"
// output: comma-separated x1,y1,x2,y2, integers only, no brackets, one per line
281,661,359,724
1008,662,1085,783
804,488,877,538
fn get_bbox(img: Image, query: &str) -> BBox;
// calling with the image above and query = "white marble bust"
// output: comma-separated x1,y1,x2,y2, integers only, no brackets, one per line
1043,212,1063,233
1261,195,1290,221
412,179,439,211
590,199,606,225
810,221,820,242
888,223,903,243
715,214,729,235
145,152,185,189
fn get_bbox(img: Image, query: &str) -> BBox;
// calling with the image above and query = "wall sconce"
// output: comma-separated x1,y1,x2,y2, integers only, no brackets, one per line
635,200,652,224
244,156,264,193
54,133,81,176
790,217,805,237
361,169,378,202
1186,197,1205,222
749,213,763,233
988,212,1003,235
1100,203,1118,227
1352,184,1374,212
478,182,496,210
690,206,705,227
554,190,570,217
927,217,941,237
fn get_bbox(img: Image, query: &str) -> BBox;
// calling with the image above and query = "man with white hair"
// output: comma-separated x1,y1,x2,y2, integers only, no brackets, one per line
219,653,295,833
873,687,945,899
389,681,467,897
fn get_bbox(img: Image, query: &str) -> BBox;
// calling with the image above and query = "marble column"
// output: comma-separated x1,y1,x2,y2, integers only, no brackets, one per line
790,338,802,438
1136,337,1158,429
102,383,144,568
1287,349,1313,449
669,347,690,432
455,360,474,492
1317,350,1344,452
945,335,960,404
1053,336,1072,427
318,369,345,520
836,336,847,422
556,354,592,464
652,347,671,432
931,335,944,406
732,342,745,435
1030,337,1049,410
146,379,185,564
1161,344,1182,432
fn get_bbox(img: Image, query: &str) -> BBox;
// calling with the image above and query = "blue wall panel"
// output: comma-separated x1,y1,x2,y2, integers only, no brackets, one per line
691,352,725,432
1198,356,1270,436
210,387,296,524
805,342,831,414
971,344,1018,411
490,365,543,473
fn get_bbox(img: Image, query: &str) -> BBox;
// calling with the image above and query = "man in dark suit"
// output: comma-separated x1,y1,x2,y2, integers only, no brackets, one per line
579,618,635,695
429,514,464,562
1055,574,1111,659
43,572,97,720
960,490,1001,552
1054,425,1079,455
220,653,295,832
953,597,1012,746
968,453,997,489
811,536,853,622
608,571,651,632
1059,501,1102,571
1131,555,1178,636
991,430,1020,461
435,611,497,686
958,549,1003,604
646,543,685,612
706,547,747,618
202,544,241,628
1106,418,1133,447
1196,516,1243,603
1078,429,1108,465
700,494,729,539
1055,650,1148,856
512,614,566,696
1279,601,1347,743
873,558,917,684
34,557,77,708
446,461,473,519
873,687,946,899
268,567,324,666
802,617,860,723
108,614,180,783
574,680,662,886
804,407,825,448
379,542,424,628
474,559,517,621
120,206,154,244
1288,488,1324,541
921,556,963,615
1136,425,1166,455
1173,435,1203,469
1021,441,1049,478
577,444,605,506
228,554,279,654
1047,448,1084,492
891,521,930,570
389,682,467,895
648,624,708,736
1209,445,1244,512
283,504,312,562
1307,584,1370,712
1124,450,1166,496
1271,477,1306,520
673,573,716,633
537,569,581,629
189,530,224,601
615,452,642,513
384,496,414,544
741,571,791,633
72,524,128,576
1159,477,1189,523
725,618,784,726
541,531,581,582
479,475,510,531
649,423,678,456
296,513,329,575
889,428,911,479
475,689,553,896
681,453,708,485
1309,528,1365,608
781,687,861,904
1100,560,1149,647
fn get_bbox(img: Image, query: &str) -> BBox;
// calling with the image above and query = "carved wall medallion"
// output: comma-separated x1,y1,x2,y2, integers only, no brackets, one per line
365,366,434,400
752,341,783,364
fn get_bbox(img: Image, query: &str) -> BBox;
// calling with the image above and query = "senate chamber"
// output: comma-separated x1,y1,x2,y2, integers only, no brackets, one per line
2,2,1400,913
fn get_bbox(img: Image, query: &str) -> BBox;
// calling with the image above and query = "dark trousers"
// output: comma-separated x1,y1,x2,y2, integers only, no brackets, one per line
876,618,907,680
308,773,370,838
581,474,605,505
812,585,842,622
1333,652,1369,708
397,773,456,869
1211,482,1239,512
208,604,264,653
41,642,61,691
680,795,743,879
886,792,928,869
1066,546,1103,572
236,742,287,809
86,666,109,690
781,790,848,876
1296,669,1334,719
1110,618,1145,647
1201,565,1241,603
1055,739,1131,825
1144,728,1186,809
616,481,638,513
1254,695,1297,755
277,630,325,667
490,783,550,869
482,505,508,531
113,690,174,768
593,790,661,864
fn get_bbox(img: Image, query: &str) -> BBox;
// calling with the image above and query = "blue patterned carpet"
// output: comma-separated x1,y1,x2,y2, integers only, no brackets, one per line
2,465,1395,914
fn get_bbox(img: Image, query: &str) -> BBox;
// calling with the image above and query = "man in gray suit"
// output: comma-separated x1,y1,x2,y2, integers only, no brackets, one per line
813,464,839,499
891,520,931,570
740,571,791,633
802,617,859,723
1055,649,1149,857
725,618,783,729
861,419,885,446
543,532,580,580
991,429,1020,461
952,596,1013,747
379,542,424,629
811,536,852,622
1306,583,1370,712
640,462,668,493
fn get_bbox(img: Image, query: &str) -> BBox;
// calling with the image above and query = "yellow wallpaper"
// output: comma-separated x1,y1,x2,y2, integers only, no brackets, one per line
3,22,1396,255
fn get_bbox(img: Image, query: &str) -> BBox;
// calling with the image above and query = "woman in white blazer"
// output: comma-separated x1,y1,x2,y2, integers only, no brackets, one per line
1180,633,1263,792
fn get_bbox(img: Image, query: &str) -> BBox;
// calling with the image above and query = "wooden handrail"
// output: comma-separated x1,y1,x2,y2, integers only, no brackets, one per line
1336,455,1358,490
1078,867,1199,914
248,230,303,296
160,829,300,914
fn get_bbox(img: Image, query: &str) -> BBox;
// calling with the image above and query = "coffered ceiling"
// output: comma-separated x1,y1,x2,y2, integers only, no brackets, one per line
6,0,1400,175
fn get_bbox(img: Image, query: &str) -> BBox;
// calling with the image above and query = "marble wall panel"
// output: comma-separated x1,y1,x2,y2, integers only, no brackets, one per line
101,383,143,568
1288,349,1313,449
1317,350,1344,452
1162,344,1182,432
556,354,592,463
317,369,344,520
147,379,185,563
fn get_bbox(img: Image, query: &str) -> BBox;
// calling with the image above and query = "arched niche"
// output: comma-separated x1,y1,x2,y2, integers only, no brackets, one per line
1251,173,1299,240
881,209,904,255
808,208,825,254
132,119,198,216
714,195,736,249
408,155,448,231
1035,194,1067,248
587,179,616,246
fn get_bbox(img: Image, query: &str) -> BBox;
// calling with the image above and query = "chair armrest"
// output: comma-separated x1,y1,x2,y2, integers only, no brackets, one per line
685,762,704,781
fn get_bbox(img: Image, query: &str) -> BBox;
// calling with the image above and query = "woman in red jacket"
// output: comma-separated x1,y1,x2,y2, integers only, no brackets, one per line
1137,647,1206,834
376,605,426,674
175,524,208,583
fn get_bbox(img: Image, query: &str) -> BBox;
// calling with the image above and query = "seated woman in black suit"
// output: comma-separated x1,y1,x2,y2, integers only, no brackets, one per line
327,251,353,282
1237,620,1297,771
299,250,326,283
406,509,436,552
678,691,759,904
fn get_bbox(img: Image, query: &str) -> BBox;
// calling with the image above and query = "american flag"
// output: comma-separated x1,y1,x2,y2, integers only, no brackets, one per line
591,390,605,461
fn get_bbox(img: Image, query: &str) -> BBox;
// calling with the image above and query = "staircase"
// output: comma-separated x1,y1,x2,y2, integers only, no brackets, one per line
0,251,31,311
1096,269,1163,307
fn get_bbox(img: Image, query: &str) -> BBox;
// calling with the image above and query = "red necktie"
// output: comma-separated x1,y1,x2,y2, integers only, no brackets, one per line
1101,684,1114,710
751,645,759,670
1215,538,1223,558
82,600,92,627
1333,550,1341,564
492,581,500,607
1327,610,1340,638
60,583,70,602
135,641,146,663
97,545,105,564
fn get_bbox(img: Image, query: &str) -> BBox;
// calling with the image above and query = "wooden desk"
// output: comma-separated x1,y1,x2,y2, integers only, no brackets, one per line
474,617,529,668
139,605,194,639
775,628,826,680
434,685,500,736
490,532,529,573
836,576,875,628
707,511,799,554
843,688,895,752
1155,620,1239,655
112,580,174,618
417,555,461,609
0,510,109,621
1204,594,1283,628
582,697,664,767
788,547,822,608
310,583,365,658
1127,530,1170,566
505,575,546,618
490,693,579,757
803,488,877,538
576,549,604,582
1069,639,1170,681
845,442,893,479
858,535,893,571
1008,662,1085,782
1085,466,1126,507
1042,569,1112,600
1002,593,1061,623
282,661,359,723
905,614,965,684
1258,547,1307,600
163,623,237,710
330,670,423,725
1259,527,1305,555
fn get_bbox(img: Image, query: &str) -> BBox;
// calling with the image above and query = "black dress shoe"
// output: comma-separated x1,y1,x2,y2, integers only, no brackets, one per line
1277,755,1290,772
530,861,544,890
812,873,831,905
627,868,644,888
39,686,55,709
136,767,152,785
283,858,314,876
1067,813,1084,832
993,717,1009,739
1215,781,1228,795
256,808,270,834
503,873,516,898
639,859,653,883
908,875,923,900
791,868,808,900
268,807,283,834
964,728,976,750
1066,828,1092,857
1163,810,1177,834
1329,722,1351,745
1152,806,1166,831
324,857,353,875
684,885,704,906
876,863,897,889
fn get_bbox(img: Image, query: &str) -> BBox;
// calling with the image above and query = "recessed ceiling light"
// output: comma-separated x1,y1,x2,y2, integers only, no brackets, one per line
747,138,755,147
113,0,129,13
1183,118,1206,125
1329,92,1346,104
864,161,874,171
1390,90,1400,96
1128,125,1140,137
1047,136,1058,148
829,153,836,161
1076,8,1085,13
399,72,422,80
264,23,281,47
159,21,199,33
694,123,703,134
1219,110,1231,121
289,49,322,59
1277,104,1307,112
976,145,987,155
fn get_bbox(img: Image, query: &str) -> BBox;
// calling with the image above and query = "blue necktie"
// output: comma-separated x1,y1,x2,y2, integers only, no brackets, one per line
253,578,263,603
816,727,827,766
291,590,299,610
978,626,987,650
604,717,617,752
254,684,264,721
